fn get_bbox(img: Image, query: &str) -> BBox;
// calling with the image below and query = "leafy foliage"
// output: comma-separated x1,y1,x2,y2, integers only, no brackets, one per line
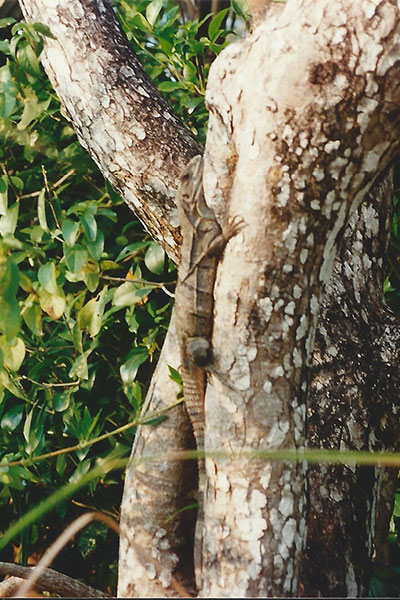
116,0,249,143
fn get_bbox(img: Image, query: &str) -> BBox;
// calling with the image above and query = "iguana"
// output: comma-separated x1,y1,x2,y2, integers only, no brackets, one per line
175,154,242,589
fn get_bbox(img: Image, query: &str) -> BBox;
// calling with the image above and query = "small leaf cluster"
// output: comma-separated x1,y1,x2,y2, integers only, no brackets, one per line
117,0,249,144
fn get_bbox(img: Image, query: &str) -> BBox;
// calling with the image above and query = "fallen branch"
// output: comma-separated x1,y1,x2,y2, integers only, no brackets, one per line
0,563,110,597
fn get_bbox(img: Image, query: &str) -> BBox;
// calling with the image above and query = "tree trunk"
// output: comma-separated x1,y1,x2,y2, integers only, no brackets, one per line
199,0,400,595
15,0,400,597
300,169,400,596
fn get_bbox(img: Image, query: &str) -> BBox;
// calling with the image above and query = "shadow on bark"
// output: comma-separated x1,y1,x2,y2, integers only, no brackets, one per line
300,169,400,597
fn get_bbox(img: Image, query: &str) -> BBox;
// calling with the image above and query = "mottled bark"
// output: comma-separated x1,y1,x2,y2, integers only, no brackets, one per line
299,170,400,596
118,313,198,598
18,0,201,261
201,1,400,595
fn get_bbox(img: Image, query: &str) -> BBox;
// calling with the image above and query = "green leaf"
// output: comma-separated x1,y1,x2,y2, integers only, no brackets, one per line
64,244,88,273
0,370,26,399
19,273,34,293
53,390,71,412
0,203,19,236
0,336,26,371
146,0,163,27
9,176,23,191
115,241,150,262
22,409,33,445
37,188,48,230
129,12,152,33
393,492,400,517
208,8,230,42
56,453,66,476
69,351,90,380
72,321,83,354
0,92,16,118
125,380,142,411
16,43,41,76
100,260,120,271
22,302,42,337
112,282,154,308
23,409,46,454
82,262,100,292
182,95,204,114
79,211,97,242
0,39,10,56
144,242,165,274
32,22,57,40
0,257,21,339
183,60,197,82
120,348,148,384
158,80,182,92
62,219,80,247
168,365,182,386
38,288,65,320
38,261,58,295
17,88,41,131
86,229,104,261
231,0,249,19
0,64,18,97
0,177,8,216
1,404,24,432
0,17,17,29
78,288,108,338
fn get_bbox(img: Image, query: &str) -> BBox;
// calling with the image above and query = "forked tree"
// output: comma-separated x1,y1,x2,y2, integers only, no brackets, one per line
14,0,400,596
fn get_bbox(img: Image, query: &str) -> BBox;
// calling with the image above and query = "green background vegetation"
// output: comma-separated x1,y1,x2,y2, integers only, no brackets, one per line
0,0,399,595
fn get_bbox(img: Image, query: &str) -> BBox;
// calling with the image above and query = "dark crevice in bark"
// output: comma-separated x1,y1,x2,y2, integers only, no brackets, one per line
300,170,400,597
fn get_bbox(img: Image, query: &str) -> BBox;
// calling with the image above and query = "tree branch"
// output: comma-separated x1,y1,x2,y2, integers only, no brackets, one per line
18,0,202,261
0,563,110,597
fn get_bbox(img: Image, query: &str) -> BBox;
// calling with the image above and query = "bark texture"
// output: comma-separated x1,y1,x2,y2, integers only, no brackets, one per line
0,562,109,597
118,313,198,598
300,171,400,596
201,1,400,595
18,0,202,261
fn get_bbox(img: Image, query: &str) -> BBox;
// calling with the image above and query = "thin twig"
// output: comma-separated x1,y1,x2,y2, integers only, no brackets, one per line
14,512,119,598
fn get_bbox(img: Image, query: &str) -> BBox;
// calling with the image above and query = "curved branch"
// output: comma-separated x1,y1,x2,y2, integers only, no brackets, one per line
18,0,202,260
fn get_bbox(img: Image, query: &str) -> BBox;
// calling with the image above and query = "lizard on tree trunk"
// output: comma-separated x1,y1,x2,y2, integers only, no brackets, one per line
175,154,242,590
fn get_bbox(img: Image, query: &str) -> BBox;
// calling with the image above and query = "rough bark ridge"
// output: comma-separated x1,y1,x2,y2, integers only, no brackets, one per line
301,170,400,596
201,1,400,595
118,312,198,598
17,0,201,261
